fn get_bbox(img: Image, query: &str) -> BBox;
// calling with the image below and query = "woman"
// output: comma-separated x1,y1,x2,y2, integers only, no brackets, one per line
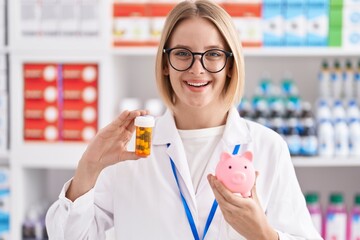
46,1,322,239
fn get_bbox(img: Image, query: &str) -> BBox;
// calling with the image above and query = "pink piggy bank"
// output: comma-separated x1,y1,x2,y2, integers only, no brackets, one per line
215,151,255,197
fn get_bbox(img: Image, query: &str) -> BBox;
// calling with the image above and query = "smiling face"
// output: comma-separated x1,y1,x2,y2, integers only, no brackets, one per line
164,17,231,112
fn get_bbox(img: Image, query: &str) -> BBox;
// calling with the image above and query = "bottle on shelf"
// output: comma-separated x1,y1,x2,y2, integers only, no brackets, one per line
355,59,360,99
318,60,331,98
343,60,355,100
331,60,343,99
349,118,360,157
285,117,302,156
334,118,349,157
349,193,360,240
324,193,348,240
301,117,318,156
317,100,334,157
346,100,360,123
305,192,323,236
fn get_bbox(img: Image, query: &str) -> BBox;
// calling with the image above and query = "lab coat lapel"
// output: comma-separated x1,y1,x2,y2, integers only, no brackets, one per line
153,110,198,214
196,107,252,195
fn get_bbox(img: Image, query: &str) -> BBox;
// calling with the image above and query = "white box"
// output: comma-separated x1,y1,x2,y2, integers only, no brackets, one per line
343,7,360,28
0,73,6,92
59,1,80,35
284,0,307,46
79,2,99,35
40,3,60,35
342,28,360,48
21,1,41,35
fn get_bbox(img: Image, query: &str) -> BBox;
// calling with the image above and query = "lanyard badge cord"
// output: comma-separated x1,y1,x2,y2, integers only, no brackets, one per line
168,144,240,240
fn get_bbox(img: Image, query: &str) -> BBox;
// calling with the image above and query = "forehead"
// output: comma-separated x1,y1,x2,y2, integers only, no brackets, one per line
168,17,227,49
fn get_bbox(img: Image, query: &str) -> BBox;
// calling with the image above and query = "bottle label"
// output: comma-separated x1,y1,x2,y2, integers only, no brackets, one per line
326,213,347,240
351,213,360,240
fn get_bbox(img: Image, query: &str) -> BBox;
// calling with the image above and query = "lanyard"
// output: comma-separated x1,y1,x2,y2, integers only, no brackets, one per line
169,144,240,240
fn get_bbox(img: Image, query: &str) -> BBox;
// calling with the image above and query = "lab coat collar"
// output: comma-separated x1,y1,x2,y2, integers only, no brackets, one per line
152,107,252,146
152,107,252,220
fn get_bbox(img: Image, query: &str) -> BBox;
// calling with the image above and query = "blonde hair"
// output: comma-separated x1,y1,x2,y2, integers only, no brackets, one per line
155,0,245,111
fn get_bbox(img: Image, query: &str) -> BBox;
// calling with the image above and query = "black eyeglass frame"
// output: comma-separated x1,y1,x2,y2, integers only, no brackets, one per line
163,47,233,73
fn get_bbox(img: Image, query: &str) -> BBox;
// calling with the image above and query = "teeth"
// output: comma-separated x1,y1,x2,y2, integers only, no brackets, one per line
187,82,208,87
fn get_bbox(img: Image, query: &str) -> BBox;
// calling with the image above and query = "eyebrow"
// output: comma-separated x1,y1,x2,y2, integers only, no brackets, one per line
171,44,225,50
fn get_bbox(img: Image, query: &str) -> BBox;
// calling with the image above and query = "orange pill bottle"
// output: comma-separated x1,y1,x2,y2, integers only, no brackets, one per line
134,115,155,157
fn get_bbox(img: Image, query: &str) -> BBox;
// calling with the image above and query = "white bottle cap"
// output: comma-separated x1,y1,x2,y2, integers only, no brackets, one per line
82,86,97,103
82,107,97,123
82,127,96,141
44,126,58,141
44,106,58,123
43,66,57,82
82,66,97,82
135,115,155,128
43,86,57,103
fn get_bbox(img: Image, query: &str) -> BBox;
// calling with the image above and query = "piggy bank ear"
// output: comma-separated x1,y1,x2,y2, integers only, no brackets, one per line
242,151,253,162
220,152,232,162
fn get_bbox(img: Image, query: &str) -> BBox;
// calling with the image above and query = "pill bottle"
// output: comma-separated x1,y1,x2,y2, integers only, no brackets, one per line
134,116,155,157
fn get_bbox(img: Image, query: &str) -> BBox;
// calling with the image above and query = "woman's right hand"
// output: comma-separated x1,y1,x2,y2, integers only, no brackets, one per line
66,110,148,201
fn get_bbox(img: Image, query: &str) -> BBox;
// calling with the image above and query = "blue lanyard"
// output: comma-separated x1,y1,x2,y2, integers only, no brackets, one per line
169,144,240,240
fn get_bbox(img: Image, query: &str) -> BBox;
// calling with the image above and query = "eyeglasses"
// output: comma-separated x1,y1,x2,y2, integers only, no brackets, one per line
163,47,233,73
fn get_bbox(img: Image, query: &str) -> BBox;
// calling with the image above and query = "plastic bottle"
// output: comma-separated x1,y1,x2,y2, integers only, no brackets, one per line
331,60,343,99
325,193,347,240
134,115,155,157
285,118,302,156
316,100,332,124
333,100,347,122
346,100,360,123
317,119,335,157
343,60,355,99
301,118,318,156
355,60,360,98
237,97,253,120
334,118,349,157
349,118,360,157
305,192,323,236
318,60,331,98
349,194,360,240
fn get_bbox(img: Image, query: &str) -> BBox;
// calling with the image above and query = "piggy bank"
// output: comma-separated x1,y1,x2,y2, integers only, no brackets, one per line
215,151,255,197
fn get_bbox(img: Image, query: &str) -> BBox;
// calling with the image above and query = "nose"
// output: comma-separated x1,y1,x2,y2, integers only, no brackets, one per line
189,55,205,74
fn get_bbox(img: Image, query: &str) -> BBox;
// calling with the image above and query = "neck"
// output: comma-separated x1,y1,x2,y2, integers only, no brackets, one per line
173,105,229,130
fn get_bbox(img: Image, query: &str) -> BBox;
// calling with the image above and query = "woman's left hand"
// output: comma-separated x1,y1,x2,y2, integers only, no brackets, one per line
207,172,278,240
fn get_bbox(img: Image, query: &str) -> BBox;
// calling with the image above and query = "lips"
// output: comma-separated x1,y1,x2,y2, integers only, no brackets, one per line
185,81,211,87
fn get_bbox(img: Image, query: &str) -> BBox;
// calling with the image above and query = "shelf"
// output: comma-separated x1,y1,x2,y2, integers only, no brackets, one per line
292,156,360,167
112,46,360,57
0,151,9,162
0,46,9,54
12,143,87,169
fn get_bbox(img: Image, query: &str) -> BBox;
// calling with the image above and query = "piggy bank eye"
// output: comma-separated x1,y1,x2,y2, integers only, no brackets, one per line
244,166,247,169
228,165,232,169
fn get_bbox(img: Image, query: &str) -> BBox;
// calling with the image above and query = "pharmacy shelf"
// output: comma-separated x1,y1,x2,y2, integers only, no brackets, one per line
112,46,360,57
0,151,8,160
0,46,9,54
292,156,360,167
12,143,87,169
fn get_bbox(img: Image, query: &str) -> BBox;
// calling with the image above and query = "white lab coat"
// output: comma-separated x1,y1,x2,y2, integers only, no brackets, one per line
46,107,323,240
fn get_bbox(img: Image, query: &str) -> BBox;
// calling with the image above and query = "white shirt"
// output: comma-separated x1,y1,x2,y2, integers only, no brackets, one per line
178,126,224,192
46,107,322,240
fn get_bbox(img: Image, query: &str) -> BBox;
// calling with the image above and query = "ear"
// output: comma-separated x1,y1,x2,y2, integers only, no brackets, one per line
220,152,232,162
242,151,253,162
163,64,169,76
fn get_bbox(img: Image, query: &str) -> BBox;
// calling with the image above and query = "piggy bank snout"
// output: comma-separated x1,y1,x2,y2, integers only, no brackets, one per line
231,172,246,184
